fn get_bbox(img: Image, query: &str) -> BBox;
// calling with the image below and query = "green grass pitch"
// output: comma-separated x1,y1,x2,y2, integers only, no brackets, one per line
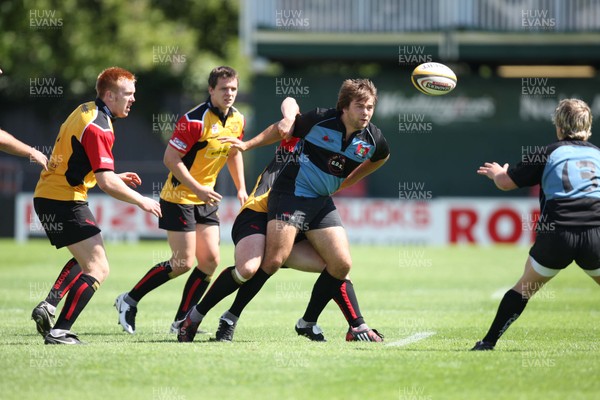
1,239,599,399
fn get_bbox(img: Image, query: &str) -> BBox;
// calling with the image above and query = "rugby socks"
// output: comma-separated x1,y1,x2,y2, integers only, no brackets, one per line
187,305,204,324
221,310,239,325
196,266,244,316
128,261,173,303
53,274,99,331
229,268,271,317
332,279,365,328
45,258,82,307
482,289,529,345
302,270,344,323
174,268,211,321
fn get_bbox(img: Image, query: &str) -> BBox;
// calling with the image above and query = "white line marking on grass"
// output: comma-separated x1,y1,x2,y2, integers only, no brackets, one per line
386,331,436,347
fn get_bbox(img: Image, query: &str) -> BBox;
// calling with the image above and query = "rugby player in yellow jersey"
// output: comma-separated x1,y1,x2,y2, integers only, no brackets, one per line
31,67,162,344
178,98,383,343
115,66,248,334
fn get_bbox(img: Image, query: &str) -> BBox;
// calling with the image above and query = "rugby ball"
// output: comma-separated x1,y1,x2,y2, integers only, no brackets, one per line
411,62,457,96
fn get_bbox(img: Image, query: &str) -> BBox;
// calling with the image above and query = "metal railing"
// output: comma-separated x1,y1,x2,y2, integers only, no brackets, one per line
243,0,600,32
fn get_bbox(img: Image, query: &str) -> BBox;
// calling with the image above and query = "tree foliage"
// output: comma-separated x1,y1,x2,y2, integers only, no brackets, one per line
0,0,244,98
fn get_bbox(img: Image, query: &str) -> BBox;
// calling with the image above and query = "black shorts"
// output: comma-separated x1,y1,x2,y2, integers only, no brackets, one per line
33,198,101,249
267,191,342,231
529,226,600,270
158,199,219,232
232,208,309,246
231,208,267,245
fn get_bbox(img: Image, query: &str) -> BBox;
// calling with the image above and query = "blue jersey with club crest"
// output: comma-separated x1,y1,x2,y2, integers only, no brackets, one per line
272,108,389,198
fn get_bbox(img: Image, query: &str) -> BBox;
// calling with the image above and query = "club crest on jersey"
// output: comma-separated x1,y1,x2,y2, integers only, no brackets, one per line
327,154,346,176
211,124,219,134
354,143,371,158
227,121,241,135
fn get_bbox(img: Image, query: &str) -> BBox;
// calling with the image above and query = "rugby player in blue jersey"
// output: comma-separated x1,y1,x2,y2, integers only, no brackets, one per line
182,79,390,342
178,93,385,343
473,98,599,350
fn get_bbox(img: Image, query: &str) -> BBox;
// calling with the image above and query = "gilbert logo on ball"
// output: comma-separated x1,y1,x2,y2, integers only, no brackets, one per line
411,62,457,96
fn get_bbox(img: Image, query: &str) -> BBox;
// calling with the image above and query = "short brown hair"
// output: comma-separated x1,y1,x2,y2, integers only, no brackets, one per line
96,67,136,98
552,98,593,140
208,66,238,88
336,79,378,111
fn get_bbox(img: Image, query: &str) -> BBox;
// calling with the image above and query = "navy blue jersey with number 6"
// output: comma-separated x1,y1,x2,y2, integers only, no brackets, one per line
508,140,600,227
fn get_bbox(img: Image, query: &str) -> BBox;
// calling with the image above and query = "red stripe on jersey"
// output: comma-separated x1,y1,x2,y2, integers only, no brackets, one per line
133,265,167,290
65,282,89,320
81,123,115,171
168,115,203,153
279,137,300,152
238,117,246,140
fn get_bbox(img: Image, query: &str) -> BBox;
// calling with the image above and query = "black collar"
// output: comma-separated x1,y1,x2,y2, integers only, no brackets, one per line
95,98,115,121
207,96,233,124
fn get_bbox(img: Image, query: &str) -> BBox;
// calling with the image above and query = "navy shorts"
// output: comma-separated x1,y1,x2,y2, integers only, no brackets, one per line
158,199,219,232
267,191,342,231
529,226,600,270
33,198,101,249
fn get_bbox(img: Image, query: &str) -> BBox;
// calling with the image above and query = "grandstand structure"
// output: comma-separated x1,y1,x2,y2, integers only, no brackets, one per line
241,0,600,65
239,0,600,200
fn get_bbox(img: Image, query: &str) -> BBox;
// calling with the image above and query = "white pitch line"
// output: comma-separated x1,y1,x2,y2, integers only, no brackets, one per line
385,331,436,347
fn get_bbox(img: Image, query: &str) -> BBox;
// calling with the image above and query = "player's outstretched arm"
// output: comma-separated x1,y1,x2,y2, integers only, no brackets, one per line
0,129,48,170
338,155,389,193
96,170,161,217
218,123,281,152
218,97,300,151
278,97,300,139
477,162,518,191
226,149,248,206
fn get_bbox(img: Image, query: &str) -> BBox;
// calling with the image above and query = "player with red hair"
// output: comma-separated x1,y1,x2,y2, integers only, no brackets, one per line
31,67,161,344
